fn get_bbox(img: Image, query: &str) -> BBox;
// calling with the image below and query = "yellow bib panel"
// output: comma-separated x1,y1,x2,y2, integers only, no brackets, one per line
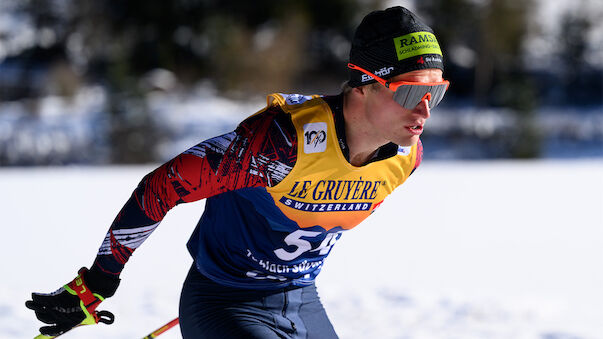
265,93,418,231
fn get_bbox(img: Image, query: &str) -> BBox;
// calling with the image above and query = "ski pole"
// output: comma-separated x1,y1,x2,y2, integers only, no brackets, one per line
142,317,180,339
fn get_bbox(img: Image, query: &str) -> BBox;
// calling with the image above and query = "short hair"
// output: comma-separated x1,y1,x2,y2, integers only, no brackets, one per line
341,81,381,96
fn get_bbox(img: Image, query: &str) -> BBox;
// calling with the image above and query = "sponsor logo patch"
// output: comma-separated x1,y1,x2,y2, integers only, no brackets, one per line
424,55,442,63
361,66,395,83
280,197,372,212
279,178,385,212
303,122,327,153
393,31,442,61
397,146,412,156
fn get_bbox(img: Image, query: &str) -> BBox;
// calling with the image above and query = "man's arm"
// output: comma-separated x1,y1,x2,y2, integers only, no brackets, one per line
26,105,298,337
92,105,298,277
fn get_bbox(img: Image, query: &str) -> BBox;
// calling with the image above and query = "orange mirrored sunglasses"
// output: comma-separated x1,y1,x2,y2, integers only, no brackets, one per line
348,63,450,109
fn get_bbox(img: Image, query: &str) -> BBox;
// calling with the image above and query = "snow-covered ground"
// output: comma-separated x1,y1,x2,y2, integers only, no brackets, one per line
1,160,602,339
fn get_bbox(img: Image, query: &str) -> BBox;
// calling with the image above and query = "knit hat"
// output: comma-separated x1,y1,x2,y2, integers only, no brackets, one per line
348,6,444,87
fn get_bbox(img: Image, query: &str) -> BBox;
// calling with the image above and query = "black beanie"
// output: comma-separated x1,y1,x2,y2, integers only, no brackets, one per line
348,6,444,87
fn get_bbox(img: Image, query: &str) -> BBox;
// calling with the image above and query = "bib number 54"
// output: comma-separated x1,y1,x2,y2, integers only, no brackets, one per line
273,230,341,261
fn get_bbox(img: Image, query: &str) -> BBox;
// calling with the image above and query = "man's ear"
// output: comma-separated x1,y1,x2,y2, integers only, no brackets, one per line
354,85,368,97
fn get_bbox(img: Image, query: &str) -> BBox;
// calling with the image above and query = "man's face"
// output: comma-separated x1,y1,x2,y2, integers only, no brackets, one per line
363,68,443,146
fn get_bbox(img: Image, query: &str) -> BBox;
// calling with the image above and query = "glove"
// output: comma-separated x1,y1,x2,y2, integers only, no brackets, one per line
25,267,120,337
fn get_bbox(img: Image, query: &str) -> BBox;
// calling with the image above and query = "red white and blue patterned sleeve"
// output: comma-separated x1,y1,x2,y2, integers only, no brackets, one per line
92,107,298,276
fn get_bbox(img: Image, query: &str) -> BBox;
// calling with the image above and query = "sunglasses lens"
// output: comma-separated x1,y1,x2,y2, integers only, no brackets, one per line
393,84,448,109
429,84,447,108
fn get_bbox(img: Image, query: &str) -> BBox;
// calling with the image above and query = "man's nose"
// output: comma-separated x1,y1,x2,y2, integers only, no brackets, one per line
413,98,431,118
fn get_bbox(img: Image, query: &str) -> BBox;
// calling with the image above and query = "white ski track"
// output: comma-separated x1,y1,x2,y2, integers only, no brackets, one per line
2,161,602,339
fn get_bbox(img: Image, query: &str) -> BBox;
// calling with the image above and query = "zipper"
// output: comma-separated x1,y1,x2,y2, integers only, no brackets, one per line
282,289,288,318
282,289,297,333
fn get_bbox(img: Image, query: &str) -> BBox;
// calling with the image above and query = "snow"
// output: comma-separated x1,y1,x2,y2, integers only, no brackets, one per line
2,160,602,338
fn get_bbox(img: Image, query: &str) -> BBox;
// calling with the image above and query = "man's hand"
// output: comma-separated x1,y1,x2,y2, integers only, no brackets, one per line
26,267,120,337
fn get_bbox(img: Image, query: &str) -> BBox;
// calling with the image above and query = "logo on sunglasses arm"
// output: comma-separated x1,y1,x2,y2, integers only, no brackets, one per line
361,66,394,83
303,122,327,153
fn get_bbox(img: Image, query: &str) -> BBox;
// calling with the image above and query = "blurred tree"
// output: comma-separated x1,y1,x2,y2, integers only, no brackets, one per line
21,0,374,95
481,0,539,158
14,0,600,162
558,9,598,105
417,0,540,158
15,0,380,163
417,0,535,105
414,0,480,99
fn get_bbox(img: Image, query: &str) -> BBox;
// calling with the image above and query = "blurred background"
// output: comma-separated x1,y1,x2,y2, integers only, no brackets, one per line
3,2,602,338
0,0,602,166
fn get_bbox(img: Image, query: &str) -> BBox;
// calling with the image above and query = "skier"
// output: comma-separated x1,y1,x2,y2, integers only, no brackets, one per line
26,6,449,338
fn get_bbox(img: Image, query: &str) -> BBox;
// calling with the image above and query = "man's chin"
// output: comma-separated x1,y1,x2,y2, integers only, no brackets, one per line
395,136,419,147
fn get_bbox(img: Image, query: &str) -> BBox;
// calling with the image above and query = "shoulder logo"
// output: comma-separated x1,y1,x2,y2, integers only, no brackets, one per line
284,93,313,105
303,122,327,154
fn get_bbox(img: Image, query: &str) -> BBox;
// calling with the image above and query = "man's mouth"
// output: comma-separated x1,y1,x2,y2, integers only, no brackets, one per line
405,124,423,135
